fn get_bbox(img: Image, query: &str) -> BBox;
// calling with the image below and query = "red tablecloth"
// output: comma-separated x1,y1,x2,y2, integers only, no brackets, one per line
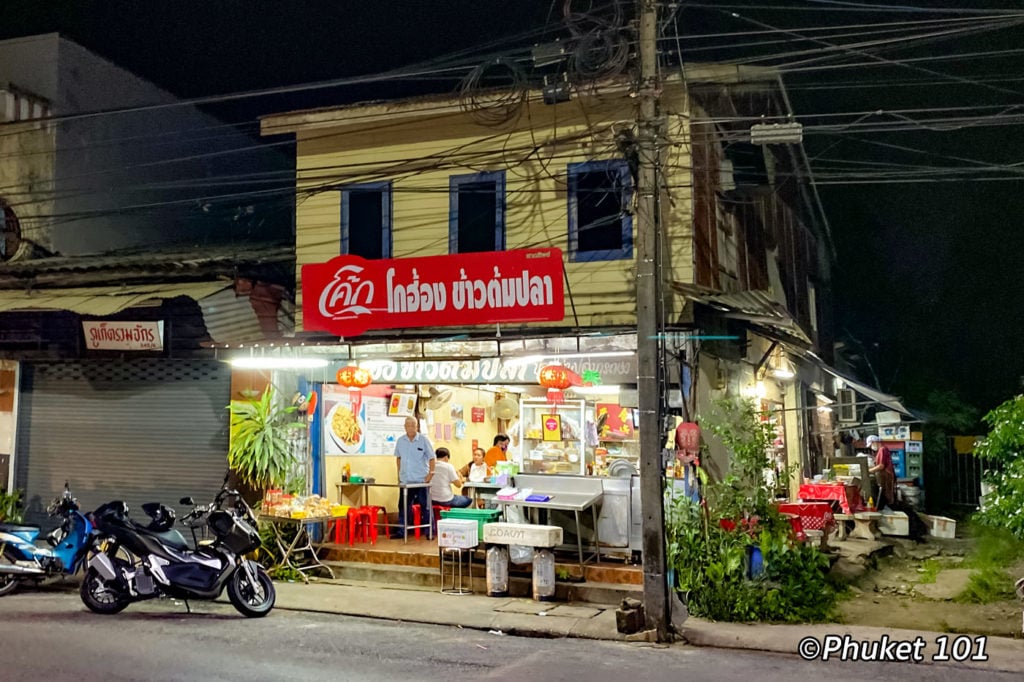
777,502,835,532
798,483,865,514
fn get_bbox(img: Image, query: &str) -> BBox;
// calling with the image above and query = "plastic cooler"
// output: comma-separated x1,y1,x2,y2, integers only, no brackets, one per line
440,508,501,540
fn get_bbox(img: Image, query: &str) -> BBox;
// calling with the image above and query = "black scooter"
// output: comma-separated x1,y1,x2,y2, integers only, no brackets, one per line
80,480,275,618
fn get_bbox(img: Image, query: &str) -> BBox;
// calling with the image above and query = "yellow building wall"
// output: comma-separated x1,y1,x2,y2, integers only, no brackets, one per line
292,86,696,332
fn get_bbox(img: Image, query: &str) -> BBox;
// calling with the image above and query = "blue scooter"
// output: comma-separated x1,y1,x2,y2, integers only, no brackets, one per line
0,483,95,596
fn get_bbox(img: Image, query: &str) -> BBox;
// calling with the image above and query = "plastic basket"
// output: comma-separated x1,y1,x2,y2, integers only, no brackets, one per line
440,508,502,540
494,462,519,476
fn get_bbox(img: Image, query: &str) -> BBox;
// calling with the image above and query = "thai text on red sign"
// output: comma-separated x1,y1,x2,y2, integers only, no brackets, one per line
302,249,565,337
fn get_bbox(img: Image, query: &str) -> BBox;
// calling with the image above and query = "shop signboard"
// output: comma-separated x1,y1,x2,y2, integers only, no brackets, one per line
82,321,163,351
879,424,911,441
361,356,637,385
302,248,564,337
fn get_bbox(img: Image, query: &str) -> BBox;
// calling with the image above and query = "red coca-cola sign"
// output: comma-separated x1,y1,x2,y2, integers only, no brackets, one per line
302,248,565,337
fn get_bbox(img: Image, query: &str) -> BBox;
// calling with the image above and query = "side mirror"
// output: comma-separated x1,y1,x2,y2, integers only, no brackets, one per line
180,497,194,506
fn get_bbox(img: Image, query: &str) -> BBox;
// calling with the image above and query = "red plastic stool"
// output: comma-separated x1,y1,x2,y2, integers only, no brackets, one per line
362,505,386,538
432,505,451,533
331,515,349,544
348,507,378,545
410,504,422,539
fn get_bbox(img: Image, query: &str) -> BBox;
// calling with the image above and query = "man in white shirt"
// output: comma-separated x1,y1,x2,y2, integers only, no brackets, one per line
430,448,473,510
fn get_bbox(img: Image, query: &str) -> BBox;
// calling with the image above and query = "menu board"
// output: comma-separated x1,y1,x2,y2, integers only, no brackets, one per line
322,384,408,456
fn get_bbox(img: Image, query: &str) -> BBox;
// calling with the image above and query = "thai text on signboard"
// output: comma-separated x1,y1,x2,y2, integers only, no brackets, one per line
82,321,164,351
360,356,637,385
302,248,564,337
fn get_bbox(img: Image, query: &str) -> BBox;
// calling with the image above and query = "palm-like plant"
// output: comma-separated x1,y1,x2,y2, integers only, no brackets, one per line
228,387,306,490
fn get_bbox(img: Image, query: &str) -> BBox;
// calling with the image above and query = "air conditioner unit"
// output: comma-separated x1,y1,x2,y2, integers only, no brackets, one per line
836,388,857,423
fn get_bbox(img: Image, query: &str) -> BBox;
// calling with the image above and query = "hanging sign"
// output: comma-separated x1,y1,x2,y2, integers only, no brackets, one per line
302,248,564,337
471,407,486,423
82,321,164,351
388,393,417,417
597,403,635,440
542,414,562,442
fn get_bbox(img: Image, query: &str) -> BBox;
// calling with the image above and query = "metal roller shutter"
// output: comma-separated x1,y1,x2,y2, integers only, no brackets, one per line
15,359,231,526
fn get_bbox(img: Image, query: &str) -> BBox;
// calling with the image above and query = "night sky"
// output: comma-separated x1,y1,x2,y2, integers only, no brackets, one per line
2,0,1022,414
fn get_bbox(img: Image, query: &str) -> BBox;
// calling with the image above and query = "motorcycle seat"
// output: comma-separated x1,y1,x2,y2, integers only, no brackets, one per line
139,527,190,552
0,522,39,534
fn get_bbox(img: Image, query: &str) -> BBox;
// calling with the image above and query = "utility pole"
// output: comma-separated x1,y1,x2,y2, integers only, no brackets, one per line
635,0,669,641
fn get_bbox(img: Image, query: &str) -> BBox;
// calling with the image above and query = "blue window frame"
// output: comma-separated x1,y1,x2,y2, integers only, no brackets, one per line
567,159,633,262
340,181,392,259
448,171,505,254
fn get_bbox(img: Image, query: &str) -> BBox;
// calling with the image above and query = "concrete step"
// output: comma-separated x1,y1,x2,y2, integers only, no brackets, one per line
318,543,642,586
323,561,640,605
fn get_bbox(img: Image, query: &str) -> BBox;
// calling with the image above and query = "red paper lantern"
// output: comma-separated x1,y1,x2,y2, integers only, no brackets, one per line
336,366,372,389
538,364,572,405
336,365,372,416
675,421,701,466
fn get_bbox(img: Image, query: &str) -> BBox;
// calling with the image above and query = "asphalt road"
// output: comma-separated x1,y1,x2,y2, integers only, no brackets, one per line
0,590,1019,682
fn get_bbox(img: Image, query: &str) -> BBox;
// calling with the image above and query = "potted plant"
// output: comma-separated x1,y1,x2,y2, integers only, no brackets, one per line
227,386,307,497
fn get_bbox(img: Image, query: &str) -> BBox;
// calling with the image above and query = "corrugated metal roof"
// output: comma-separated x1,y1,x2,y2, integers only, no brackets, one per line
0,281,232,315
0,244,292,276
197,287,295,344
672,282,813,345
672,283,789,318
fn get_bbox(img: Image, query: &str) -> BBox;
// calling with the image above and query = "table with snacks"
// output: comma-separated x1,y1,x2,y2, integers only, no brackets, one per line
258,492,343,581
776,501,836,533
797,482,866,515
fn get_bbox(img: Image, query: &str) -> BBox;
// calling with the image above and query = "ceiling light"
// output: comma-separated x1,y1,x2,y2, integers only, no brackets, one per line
570,385,621,395
772,367,795,380
230,357,328,369
505,350,634,367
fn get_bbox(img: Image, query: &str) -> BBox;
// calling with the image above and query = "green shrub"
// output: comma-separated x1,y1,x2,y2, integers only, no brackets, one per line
665,397,839,623
0,488,23,523
973,395,1024,539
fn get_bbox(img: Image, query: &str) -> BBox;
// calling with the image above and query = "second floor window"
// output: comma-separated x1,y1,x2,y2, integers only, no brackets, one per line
567,160,633,262
341,181,391,259
449,171,505,254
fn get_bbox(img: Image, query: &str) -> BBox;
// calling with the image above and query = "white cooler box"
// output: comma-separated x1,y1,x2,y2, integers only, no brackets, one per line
920,514,957,539
437,519,479,549
877,511,909,536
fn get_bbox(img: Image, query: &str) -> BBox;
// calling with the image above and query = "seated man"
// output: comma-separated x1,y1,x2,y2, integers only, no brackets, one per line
430,448,473,515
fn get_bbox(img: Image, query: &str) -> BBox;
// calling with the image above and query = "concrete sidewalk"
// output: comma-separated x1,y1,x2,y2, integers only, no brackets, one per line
274,578,1024,674
273,578,627,640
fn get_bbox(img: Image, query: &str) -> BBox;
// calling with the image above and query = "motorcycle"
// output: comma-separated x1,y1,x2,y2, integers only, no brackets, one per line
0,482,94,597
80,478,275,618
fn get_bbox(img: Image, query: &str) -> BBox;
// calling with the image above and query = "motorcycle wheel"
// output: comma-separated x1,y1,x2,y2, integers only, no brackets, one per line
0,548,19,597
226,561,275,618
80,567,129,615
